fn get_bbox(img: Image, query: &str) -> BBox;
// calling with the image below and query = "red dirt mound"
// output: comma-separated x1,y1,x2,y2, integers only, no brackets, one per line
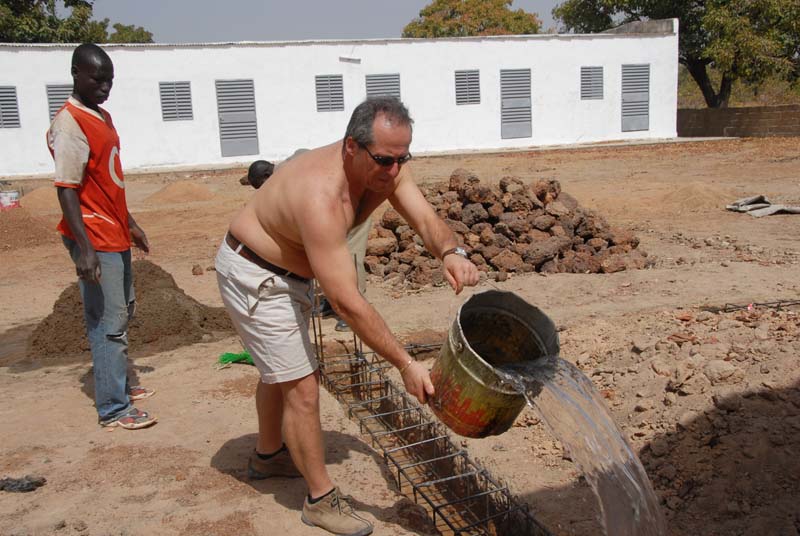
20,186,61,214
145,182,215,204
0,207,59,251
29,260,233,360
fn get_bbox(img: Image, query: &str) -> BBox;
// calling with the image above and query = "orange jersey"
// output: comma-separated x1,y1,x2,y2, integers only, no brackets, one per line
48,100,130,252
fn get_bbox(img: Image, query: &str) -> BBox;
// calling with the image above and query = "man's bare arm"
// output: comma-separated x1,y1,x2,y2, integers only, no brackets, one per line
57,186,100,282
298,191,434,403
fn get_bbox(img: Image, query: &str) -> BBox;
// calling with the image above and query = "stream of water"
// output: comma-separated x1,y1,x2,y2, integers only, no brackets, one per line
497,357,665,536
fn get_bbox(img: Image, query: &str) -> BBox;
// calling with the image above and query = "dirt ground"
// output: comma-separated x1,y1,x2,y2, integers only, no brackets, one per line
0,137,798,536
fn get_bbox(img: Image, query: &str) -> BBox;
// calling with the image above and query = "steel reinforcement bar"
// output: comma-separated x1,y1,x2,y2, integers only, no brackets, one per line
311,308,552,536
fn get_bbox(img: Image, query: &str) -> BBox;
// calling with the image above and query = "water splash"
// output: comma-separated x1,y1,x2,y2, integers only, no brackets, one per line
497,357,665,536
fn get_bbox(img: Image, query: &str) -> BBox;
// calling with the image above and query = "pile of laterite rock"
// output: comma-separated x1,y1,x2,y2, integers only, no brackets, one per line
365,168,652,288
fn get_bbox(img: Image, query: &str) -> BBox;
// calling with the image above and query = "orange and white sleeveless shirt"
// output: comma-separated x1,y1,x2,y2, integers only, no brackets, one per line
47,96,130,252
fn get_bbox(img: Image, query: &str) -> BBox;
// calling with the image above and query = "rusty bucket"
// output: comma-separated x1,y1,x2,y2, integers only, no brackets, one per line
429,290,559,438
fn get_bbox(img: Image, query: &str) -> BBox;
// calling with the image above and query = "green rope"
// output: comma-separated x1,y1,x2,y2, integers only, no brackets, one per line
218,351,254,366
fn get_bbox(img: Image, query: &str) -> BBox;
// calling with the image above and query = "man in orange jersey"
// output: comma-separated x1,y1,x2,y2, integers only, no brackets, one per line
48,43,156,430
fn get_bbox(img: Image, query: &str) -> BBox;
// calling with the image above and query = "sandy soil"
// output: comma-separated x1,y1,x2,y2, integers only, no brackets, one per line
0,138,798,536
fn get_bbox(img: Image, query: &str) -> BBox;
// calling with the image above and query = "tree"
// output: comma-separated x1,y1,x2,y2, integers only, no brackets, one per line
107,23,153,44
402,0,541,38
0,0,152,43
552,0,798,108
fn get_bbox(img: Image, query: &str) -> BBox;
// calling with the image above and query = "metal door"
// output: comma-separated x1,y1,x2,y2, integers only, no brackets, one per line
621,64,650,131
500,69,531,139
215,79,259,157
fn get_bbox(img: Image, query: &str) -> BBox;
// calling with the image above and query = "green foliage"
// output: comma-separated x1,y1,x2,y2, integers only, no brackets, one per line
551,0,798,108
106,22,153,44
678,65,800,109
0,0,152,43
403,0,541,38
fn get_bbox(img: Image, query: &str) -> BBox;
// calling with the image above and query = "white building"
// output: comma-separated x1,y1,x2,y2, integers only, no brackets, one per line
0,19,678,177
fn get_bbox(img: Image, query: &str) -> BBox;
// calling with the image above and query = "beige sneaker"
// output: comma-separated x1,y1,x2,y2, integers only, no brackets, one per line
301,487,373,536
247,447,302,479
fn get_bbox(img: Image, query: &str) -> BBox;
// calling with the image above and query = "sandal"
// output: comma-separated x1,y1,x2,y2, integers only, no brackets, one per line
129,386,155,401
101,407,157,430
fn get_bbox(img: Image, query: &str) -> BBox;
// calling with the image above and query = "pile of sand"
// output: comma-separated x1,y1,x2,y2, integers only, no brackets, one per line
145,182,216,205
658,182,736,211
29,260,233,360
21,186,61,214
0,208,59,251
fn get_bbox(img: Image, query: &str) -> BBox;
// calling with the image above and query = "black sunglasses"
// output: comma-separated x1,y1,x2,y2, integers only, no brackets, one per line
359,143,412,167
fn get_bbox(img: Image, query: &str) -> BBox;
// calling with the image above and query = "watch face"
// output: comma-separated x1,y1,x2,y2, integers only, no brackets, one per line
455,247,467,257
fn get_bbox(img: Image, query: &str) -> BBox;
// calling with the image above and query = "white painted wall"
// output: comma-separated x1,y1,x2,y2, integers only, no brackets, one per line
0,21,678,177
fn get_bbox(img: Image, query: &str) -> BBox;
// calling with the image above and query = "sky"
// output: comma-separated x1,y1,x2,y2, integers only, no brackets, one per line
89,0,563,44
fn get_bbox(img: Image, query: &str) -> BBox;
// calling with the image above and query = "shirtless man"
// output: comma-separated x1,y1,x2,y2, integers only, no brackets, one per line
215,97,478,536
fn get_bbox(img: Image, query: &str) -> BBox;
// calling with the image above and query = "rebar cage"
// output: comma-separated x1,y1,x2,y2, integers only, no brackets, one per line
311,294,552,536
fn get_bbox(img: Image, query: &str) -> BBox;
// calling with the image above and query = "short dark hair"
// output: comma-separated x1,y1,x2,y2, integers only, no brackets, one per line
72,43,111,69
247,160,274,189
344,97,413,147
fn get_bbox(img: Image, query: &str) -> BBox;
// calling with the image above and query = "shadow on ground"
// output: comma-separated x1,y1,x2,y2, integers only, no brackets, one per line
520,382,800,535
211,431,439,535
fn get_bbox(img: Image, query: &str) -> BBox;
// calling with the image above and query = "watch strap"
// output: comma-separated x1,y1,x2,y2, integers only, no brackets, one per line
441,246,466,260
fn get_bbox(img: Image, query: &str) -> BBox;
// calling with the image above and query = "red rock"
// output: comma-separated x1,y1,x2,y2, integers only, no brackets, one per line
482,244,502,260
364,258,385,276
608,227,640,248
487,202,505,219
381,208,406,231
498,211,530,234
524,236,571,266
546,200,571,217
561,250,602,273
527,229,551,242
493,222,515,239
587,237,608,251
376,226,395,239
533,214,556,231
461,203,489,226
367,236,398,256
442,191,459,204
470,253,487,266
396,248,418,264
466,185,498,205
489,249,525,272
444,219,470,235
479,227,495,246
447,203,462,220
449,168,478,193
471,222,492,234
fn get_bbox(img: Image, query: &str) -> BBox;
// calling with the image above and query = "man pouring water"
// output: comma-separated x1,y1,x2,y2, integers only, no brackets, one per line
215,97,479,536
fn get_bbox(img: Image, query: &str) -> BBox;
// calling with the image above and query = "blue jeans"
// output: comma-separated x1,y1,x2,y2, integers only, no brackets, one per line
63,237,135,422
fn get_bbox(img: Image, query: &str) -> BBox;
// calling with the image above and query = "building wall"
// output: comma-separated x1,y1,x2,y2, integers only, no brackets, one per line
0,23,678,177
677,105,800,137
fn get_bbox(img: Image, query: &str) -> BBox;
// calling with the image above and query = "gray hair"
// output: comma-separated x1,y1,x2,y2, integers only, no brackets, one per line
344,96,413,147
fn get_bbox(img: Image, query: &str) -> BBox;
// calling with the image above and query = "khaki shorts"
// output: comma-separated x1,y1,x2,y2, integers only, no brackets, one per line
215,238,317,384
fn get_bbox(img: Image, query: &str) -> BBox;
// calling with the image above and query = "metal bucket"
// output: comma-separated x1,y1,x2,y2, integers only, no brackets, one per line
429,290,559,438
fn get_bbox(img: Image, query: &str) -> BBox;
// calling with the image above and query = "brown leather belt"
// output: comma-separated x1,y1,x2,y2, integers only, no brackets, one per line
225,232,309,283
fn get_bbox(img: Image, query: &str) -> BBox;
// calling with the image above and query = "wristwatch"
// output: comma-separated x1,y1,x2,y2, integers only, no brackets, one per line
442,246,468,260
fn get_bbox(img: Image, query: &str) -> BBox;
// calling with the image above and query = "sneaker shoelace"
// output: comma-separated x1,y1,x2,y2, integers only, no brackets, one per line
330,493,355,515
